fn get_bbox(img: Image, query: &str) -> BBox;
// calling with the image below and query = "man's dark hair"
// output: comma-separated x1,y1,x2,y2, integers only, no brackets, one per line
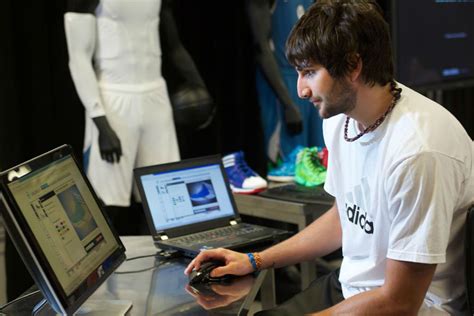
286,0,394,86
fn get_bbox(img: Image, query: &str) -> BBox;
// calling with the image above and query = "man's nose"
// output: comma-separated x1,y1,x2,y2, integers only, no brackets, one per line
298,86,312,99
297,77,311,99
300,87,311,99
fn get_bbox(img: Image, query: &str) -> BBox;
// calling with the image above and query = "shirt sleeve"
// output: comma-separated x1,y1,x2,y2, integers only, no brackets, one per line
385,152,464,264
323,156,335,197
323,117,339,197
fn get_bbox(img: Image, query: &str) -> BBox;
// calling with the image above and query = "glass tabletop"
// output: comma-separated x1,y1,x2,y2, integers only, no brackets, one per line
2,236,273,316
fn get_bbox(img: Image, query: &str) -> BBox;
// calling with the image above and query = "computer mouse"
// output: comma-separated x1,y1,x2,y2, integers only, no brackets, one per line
188,260,233,285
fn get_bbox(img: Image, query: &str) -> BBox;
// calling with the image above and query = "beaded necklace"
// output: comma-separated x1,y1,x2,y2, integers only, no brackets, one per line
344,81,402,142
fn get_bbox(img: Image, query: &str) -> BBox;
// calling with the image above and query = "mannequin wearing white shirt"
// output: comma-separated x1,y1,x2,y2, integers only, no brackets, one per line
64,0,212,233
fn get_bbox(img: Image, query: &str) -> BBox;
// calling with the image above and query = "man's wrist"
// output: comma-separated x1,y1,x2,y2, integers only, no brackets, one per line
246,252,263,272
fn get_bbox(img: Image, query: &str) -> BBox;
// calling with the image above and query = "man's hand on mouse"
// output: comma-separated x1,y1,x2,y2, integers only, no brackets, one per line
184,248,254,277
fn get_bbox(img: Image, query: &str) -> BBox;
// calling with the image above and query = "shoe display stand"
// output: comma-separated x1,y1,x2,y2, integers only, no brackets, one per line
234,185,334,289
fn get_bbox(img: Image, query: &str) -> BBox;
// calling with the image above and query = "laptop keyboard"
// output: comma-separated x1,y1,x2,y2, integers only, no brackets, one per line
174,224,264,246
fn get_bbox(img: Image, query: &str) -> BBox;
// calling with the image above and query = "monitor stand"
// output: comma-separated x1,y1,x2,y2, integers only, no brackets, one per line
33,298,133,316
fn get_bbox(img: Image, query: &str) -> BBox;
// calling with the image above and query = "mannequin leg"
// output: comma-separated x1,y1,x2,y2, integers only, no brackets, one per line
134,80,180,167
132,82,179,236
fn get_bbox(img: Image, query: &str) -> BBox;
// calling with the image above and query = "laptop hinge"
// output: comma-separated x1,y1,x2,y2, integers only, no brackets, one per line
158,232,169,241
229,220,238,226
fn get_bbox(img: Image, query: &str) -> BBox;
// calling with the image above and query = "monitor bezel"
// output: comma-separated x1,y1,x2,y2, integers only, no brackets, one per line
0,144,126,315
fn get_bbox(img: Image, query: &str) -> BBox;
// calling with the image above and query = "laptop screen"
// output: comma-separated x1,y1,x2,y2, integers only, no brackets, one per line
6,155,121,296
139,162,236,231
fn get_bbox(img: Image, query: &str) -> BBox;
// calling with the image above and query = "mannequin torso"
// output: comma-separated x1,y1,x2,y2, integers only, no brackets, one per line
93,0,164,84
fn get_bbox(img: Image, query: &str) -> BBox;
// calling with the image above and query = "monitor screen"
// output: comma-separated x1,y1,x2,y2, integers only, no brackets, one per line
391,0,474,89
0,145,126,315
139,163,235,231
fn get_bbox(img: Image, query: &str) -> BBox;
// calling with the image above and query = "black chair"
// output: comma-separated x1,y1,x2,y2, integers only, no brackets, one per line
467,205,474,315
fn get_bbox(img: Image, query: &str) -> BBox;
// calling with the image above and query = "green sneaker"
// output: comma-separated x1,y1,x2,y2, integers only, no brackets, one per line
295,147,327,187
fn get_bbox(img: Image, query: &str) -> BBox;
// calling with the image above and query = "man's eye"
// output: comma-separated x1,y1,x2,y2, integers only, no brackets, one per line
304,70,316,77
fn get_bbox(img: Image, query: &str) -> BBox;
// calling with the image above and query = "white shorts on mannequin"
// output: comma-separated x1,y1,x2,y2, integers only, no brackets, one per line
84,78,180,206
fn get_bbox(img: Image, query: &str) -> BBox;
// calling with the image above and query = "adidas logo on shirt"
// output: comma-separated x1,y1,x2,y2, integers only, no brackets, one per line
345,203,374,234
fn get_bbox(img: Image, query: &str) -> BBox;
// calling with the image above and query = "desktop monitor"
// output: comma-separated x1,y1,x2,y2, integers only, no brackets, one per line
390,0,474,90
0,145,127,315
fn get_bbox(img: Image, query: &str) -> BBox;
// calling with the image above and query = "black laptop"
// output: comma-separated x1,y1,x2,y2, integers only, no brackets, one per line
134,155,288,257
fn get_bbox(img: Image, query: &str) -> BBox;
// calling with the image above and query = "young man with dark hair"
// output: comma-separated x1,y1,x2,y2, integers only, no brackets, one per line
185,1,474,314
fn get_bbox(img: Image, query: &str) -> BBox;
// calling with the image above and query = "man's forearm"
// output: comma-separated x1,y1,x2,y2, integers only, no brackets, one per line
259,203,342,269
314,287,418,316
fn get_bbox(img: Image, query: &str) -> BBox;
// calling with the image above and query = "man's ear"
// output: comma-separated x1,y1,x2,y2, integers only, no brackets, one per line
349,54,362,83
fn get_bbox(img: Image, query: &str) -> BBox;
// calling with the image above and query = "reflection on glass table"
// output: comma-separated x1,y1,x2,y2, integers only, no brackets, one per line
90,236,275,316
186,274,254,311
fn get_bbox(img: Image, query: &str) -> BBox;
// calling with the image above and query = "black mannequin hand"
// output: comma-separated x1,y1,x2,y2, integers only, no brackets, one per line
92,116,122,163
284,104,303,135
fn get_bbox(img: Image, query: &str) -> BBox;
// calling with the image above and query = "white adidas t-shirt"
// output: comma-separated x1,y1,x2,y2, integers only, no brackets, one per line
323,83,474,315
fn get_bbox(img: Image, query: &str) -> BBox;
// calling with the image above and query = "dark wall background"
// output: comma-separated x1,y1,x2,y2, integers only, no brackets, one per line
170,0,266,173
0,0,84,170
0,0,266,174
